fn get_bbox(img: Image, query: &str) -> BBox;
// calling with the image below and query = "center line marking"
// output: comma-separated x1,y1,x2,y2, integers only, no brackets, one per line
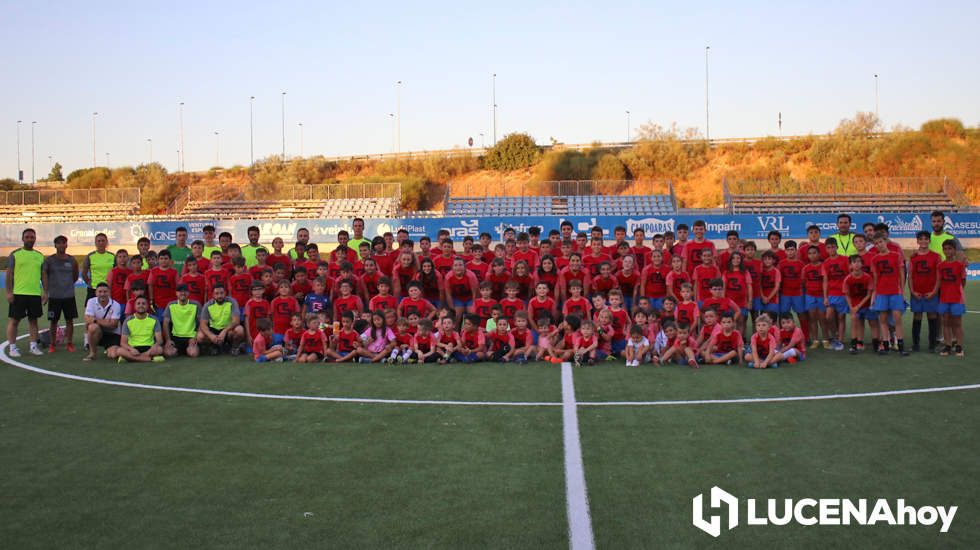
562,362,595,550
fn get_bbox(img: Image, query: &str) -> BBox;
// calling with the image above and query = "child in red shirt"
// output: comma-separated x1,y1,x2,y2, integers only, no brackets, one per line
937,240,966,357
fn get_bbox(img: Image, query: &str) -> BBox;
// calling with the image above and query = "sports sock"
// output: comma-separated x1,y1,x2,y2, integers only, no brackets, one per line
911,319,921,347
799,318,810,341
897,338,905,351
872,338,880,350
927,318,938,349
850,338,858,347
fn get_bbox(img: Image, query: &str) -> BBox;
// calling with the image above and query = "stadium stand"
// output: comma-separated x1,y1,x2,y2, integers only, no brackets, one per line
725,177,966,214
445,194,675,217
173,182,401,220
0,202,141,223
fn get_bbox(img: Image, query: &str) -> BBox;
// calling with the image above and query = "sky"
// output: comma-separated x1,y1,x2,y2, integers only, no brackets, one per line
2,1,978,180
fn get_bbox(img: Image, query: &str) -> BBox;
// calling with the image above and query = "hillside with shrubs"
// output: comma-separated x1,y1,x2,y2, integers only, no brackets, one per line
4,113,976,212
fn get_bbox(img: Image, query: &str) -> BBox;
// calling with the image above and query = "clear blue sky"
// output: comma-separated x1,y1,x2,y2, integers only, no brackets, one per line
2,1,978,179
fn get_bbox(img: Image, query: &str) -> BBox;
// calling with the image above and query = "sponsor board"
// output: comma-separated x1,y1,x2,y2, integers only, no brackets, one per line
968,263,980,281
1,212,977,248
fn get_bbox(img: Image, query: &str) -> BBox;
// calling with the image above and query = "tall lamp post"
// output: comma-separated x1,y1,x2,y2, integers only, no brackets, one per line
625,110,631,142
92,112,99,168
147,138,153,164
281,91,287,159
704,45,710,141
249,96,255,165
16,120,22,181
178,101,185,172
31,121,36,184
298,122,304,158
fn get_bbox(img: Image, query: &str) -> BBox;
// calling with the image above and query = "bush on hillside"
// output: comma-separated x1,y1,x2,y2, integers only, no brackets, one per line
484,133,540,171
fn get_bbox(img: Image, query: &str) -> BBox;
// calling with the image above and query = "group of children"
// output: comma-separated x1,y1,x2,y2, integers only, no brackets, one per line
98,218,969,368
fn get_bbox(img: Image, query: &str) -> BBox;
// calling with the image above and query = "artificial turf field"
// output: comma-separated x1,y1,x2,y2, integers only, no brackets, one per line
1,285,978,548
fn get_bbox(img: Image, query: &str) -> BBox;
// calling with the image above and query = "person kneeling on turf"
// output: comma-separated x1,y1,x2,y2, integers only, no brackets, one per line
745,315,798,369
107,296,165,363
83,282,123,361
162,284,200,358
252,317,284,363
197,283,245,356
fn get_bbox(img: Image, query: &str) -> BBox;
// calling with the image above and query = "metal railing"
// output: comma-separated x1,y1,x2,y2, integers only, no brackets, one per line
0,187,141,206
728,176,949,197
449,179,672,199
184,182,401,205
318,134,837,164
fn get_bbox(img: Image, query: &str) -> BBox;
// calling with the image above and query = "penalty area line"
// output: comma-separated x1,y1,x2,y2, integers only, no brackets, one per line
562,362,595,550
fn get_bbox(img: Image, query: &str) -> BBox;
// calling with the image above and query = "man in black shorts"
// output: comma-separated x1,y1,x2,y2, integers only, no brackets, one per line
43,235,80,353
162,284,201,358
83,283,123,361
6,228,46,357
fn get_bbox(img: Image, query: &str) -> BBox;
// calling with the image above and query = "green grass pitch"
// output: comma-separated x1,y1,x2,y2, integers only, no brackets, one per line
1,285,977,548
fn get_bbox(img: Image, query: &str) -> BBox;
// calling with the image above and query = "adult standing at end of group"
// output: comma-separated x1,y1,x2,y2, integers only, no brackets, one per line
288,227,311,260
241,225,263,267
82,282,123,361
81,232,114,301
929,210,961,260
6,228,46,357
829,213,858,257
166,226,193,273
349,218,371,259
43,235,80,353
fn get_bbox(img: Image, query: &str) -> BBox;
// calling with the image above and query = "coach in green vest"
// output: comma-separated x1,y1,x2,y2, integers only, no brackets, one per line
81,232,115,301
240,225,263,267
929,210,961,260
5,228,46,358
829,214,859,257
162,284,201,358
107,296,165,363
198,283,245,355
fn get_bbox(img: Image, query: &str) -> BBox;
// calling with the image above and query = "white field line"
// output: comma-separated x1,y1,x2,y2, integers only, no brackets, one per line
1,330,978,408
562,363,595,550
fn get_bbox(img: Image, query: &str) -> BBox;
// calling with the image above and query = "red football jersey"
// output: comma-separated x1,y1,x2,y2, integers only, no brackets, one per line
179,273,206,305
778,260,805,296
693,265,722,302
270,296,300,334
822,256,850,296
499,298,525,320
641,265,670,298
909,251,941,295
711,330,742,354
802,263,825,297
722,270,750,307
148,267,178,311
871,251,904,295
938,261,966,304
229,273,253,308
243,298,271,339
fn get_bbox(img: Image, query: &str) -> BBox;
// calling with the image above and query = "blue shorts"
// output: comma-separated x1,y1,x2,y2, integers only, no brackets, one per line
623,296,633,313
740,308,750,319
804,295,826,312
858,308,877,321
595,350,608,361
452,298,473,309
826,295,848,313
779,295,805,314
910,295,939,314
453,351,483,363
758,298,780,315
272,333,285,346
648,297,665,312
256,356,269,363
873,294,905,313
937,302,965,316
611,339,626,355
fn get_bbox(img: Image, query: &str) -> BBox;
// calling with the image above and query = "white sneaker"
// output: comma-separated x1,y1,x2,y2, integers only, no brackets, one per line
8,346,21,358
29,345,44,356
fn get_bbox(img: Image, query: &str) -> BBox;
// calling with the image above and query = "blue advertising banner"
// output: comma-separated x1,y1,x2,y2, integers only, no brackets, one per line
2,212,977,248
968,263,980,281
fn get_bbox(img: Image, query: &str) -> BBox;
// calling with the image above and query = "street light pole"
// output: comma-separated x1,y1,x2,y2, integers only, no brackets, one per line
479,133,484,149
16,120,22,181
178,101,184,172
106,152,110,168
48,155,52,172
491,73,497,145
92,112,98,168
396,80,402,153
249,96,255,165
388,113,395,153
874,74,879,120
626,110,631,142
281,91,286,159
298,123,303,158
214,131,220,166
147,138,153,163
705,45,710,142
31,121,36,185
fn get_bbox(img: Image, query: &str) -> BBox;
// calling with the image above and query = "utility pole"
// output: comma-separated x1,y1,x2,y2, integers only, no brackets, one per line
298,123,304,158
249,96,255,165
396,80,402,153
147,138,153,163
92,112,98,168
178,101,185,172
705,46,710,142
626,110,631,142
16,120,22,181
874,74,879,120
281,91,287,159
214,131,220,166
491,73,497,145
31,121,36,185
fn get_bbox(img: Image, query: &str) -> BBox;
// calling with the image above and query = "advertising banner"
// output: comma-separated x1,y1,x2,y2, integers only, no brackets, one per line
2,212,977,248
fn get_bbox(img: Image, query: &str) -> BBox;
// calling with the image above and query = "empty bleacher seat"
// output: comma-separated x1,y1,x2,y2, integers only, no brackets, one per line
444,195,675,217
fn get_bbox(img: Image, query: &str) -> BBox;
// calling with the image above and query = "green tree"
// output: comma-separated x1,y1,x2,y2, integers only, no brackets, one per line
484,133,540,171
45,162,64,182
